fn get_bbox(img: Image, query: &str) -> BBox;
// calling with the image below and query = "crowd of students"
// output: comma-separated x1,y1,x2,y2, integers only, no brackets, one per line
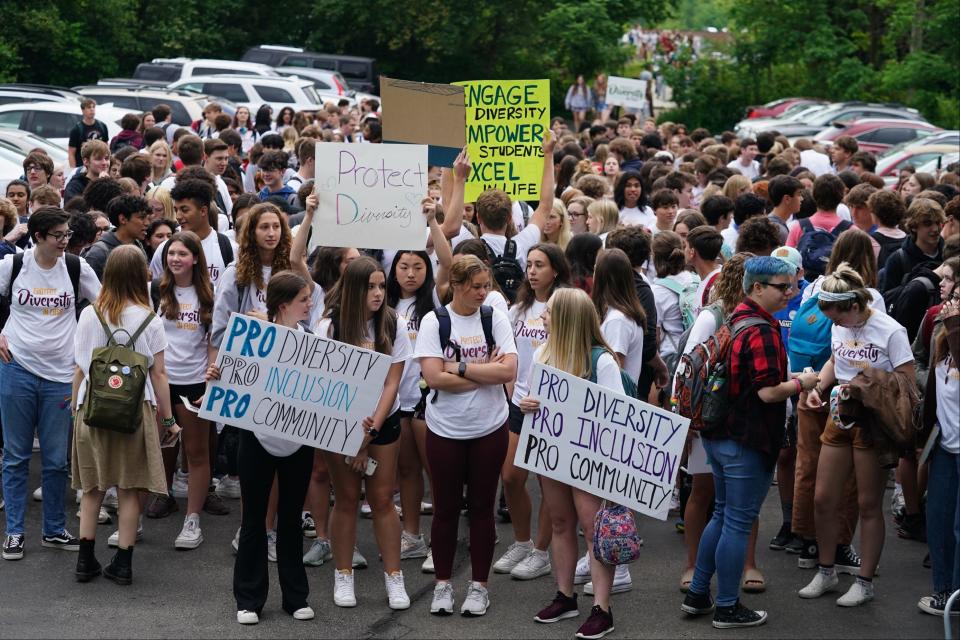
0,95,958,637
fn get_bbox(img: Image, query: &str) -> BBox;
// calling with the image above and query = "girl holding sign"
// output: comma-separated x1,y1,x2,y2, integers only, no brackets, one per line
519,287,620,639
212,271,317,625
496,244,571,580
317,256,413,611
415,254,518,617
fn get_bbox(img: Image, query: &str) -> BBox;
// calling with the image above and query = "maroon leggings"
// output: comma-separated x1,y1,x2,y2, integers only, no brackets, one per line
426,424,508,581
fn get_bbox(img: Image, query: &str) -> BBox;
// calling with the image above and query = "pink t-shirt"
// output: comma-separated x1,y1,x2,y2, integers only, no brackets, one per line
786,212,845,248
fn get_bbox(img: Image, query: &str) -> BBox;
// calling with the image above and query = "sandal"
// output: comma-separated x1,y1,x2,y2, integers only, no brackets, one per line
741,568,766,593
680,568,694,592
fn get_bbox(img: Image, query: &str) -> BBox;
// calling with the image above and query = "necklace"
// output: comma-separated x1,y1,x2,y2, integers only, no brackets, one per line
849,309,871,346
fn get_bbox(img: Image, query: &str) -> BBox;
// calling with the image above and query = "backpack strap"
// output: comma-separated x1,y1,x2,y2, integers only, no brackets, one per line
799,218,814,235
519,201,531,226
64,253,81,305
430,306,454,404
5,252,24,297
589,345,605,384
92,307,119,346
125,312,156,348
217,233,234,265
707,302,725,329
479,304,496,356
831,219,853,237
481,239,497,260
502,239,518,261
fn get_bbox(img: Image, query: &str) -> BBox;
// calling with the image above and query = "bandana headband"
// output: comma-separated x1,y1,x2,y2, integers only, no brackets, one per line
819,290,857,302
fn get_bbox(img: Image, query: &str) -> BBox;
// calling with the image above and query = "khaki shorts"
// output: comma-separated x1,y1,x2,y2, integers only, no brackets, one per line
820,419,874,450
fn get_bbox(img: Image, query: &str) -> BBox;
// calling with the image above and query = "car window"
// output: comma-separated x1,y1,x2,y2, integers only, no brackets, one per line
0,111,26,130
202,83,249,103
311,59,337,70
194,67,233,76
896,153,939,171
284,56,312,67
93,94,141,109
302,86,322,104
139,97,192,125
30,111,79,139
863,128,921,146
255,86,294,103
0,97,31,106
310,79,332,91
339,62,368,80
135,65,180,82
244,49,277,65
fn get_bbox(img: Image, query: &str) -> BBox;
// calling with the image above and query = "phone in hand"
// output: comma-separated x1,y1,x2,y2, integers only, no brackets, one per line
344,456,378,476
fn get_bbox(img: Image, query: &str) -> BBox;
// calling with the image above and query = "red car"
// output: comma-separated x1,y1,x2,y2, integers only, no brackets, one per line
743,98,824,120
814,118,940,154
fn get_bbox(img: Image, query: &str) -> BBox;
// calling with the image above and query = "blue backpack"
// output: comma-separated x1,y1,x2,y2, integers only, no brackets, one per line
796,218,852,280
786,292,832,371
588,346,639,399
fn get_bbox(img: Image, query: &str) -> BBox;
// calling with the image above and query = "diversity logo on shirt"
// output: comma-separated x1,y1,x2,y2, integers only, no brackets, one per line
16,287,72,316
834,339,881,370
514,317,546,348
446,335,490,361
176,302,201,331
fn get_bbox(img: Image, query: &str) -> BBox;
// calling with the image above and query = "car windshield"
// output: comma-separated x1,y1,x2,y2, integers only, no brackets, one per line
781,104,828,123
302,85,322,104
916,152,959,173
21,133,68,163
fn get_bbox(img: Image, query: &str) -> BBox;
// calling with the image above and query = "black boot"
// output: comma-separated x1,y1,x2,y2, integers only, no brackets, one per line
103,546,133,585
75,538,101,582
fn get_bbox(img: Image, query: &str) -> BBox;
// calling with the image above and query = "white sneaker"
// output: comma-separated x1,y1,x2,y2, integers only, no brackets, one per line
421,549,435,574
460,581,490,616
352,546,368,569
76,489,82,505
175,513,203,550
303,538,332,566
334,570,357,607
107,518,144,547
584,564,632,595
574,552,591,585
266,529,277,563
292,606,314,620
430,581,454,615
102,487,118,512
216,476,241,499
360,501,372,518
400,531,430,559
170,469,189,499
231,527,240,554
798,567,838,598
670,487,681,513
32,487,42,501
493,540,534,573
236,610,259,625
510,549,551,580
420,501,434,515
385,571,411,610
836,579,874,607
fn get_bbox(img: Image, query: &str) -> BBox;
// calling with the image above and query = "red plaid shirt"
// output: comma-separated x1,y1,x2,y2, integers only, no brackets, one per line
706,297,788,469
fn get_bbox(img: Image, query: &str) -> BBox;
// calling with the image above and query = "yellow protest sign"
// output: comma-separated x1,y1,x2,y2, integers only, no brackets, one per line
455,79,549,201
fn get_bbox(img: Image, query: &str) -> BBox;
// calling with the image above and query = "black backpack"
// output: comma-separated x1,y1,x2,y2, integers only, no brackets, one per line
0,253,82,330
886,263,938,320
430,304,495,403
483,239,524,304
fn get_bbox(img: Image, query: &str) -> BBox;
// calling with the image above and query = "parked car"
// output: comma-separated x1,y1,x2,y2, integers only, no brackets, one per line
133,58,279,84
914,152,959,176
752,102,927,138
0,101,125,149
0,84,81,106
735,103,832,137
875,144,960,186
168,75,337,114
0,128,69,165
742,97,826,120
0,144,29,193
76,86,211,126
813,118,941,154
275,67,349,98
242,45,379,94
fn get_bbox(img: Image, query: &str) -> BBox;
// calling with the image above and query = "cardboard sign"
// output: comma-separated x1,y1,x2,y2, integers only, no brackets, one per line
455,79,549,201
514,363,690,521
312,142,428,251
199,314,392,456
606,76,649,110
380,77,465,167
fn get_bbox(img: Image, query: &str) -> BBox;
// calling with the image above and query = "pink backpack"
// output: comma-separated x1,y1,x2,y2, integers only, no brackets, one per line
592,501,642,566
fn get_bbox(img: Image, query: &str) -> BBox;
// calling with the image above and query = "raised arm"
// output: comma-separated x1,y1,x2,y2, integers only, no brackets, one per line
525,131,557,231
425,199,453,291
440,149,471,239
290,191,317,289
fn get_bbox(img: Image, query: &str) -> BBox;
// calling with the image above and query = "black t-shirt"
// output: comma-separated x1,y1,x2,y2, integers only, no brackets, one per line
68,120,109,165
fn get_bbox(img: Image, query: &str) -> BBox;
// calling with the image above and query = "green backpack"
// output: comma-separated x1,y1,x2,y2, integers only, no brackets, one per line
82,308,155,434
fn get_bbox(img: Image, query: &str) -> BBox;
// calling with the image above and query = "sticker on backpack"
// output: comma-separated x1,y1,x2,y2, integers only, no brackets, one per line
108,375,123,389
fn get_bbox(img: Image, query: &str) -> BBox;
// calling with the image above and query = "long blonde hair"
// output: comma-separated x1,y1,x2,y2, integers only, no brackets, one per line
146,186,175,223
587,199,619,235
543,198,572,249
539,288,615,379
96,245,151,324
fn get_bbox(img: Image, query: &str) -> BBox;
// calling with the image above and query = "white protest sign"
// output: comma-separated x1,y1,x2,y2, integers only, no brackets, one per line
514,363,690,521
311,142,428,251
606,76,649,110
199,313,391,456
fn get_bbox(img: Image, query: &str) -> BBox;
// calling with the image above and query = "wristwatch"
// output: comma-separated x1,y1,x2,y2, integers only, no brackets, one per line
458,362,467,377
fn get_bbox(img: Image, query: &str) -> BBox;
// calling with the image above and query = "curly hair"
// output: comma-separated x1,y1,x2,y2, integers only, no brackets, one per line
709,252,755,315
236,203,292,290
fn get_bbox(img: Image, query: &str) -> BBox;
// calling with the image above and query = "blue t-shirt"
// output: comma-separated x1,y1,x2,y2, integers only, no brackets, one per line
773,278,810,348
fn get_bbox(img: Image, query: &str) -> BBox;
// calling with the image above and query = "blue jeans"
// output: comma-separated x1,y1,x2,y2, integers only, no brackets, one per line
0,358,72,537
690,438,774,607
926,443,960,593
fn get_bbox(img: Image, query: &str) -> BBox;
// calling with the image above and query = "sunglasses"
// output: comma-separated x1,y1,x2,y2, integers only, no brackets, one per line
758,281,795,293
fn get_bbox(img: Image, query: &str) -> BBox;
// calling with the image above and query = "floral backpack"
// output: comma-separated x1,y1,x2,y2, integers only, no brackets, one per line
592,501,642,565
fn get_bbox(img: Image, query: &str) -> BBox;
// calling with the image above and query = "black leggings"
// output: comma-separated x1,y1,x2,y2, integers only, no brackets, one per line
426,425,508,581
233,430,313,614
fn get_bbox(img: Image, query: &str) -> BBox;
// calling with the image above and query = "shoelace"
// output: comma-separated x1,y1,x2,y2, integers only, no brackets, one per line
8,534,23,546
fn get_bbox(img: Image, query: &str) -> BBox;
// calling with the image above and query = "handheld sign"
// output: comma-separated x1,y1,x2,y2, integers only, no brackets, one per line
380,77,466,167
199,313,391,457
514,363,690,521
455,79,549,202
312,142,428,251
605,76,649,111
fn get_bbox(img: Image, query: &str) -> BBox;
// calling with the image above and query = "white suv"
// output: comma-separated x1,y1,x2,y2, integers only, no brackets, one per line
134,58,279,83
169,75,336,113
0,101,125,149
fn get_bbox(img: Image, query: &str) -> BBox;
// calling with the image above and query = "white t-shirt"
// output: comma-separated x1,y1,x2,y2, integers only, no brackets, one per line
509,300,548,405
161,285,209,385
413,305,517,439
254,324,309,457
800,149,833,177
485,290,509,315
0,251,101,383
727,158,760,180
480,222,541,270
694,267,722,315
619,206,655,231
720,225,739,252
935,357,959,454
831,310,913,383
802,276,886,315
150,228,236,289
159,174,232,222
530,344,624,396
74,305,166,407
600,308,644,382
653,270,698,357
316,315,411,417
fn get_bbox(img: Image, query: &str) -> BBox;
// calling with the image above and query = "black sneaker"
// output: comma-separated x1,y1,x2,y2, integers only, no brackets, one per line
575,605,614,639
41,530,80,551
834,544,861,575
2,533,24,560
897,513,926,542
681,590,715,615
769,522,792,550
497,490,511,523
918,591,960,617
798,538,819,569
712,600,768,629
534,591,579,623
923,553,931,569
784,534,805,554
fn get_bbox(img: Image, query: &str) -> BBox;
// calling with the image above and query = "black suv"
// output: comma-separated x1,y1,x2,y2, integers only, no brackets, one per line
242,45,378,94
